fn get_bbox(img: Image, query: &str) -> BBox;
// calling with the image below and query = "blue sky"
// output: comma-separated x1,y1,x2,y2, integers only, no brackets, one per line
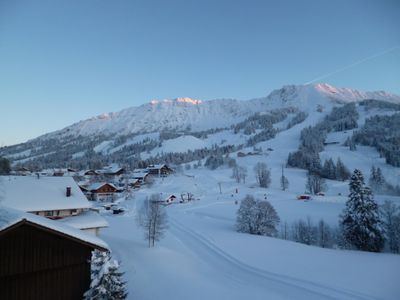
0,0,399,146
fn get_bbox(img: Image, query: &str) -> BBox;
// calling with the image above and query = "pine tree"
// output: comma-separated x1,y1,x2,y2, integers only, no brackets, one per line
340,169,384,252
369,166,386,192
322,158,336,179
0,157,11,175
335,157,350,181
84,250,128,300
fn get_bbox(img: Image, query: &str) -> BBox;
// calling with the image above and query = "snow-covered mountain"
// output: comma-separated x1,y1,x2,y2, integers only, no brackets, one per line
37,83,400,139
1,83,400,168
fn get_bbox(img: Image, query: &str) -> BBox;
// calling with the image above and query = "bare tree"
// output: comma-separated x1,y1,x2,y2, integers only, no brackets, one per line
137,194,168,247
305,172,326,195
317,219,332,248
239,166,248,184
380,200,400,253
231,165,241,183
232,165,248,184
254,162,271,188
280,166,289,191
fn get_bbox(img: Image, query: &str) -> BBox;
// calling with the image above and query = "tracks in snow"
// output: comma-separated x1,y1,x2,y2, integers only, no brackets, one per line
169,217,379,300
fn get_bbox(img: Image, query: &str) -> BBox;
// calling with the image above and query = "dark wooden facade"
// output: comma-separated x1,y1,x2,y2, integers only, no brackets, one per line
0,220,105,300
147,165,173,176
93,183,117,193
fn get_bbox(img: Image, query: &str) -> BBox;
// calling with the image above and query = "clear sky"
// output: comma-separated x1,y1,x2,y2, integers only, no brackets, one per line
0,0,399,146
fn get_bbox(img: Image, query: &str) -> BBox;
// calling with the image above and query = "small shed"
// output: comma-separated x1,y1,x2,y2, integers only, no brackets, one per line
0,207,108,300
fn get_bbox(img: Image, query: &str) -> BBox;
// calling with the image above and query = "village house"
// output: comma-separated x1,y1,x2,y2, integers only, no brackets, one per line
146,164,173,177
80,169,100,176
1,176,108,236
132,170,150,184
85,182,120,201
0,206,108,300
12,167,31,176
130,178,141,189
99,164,125,176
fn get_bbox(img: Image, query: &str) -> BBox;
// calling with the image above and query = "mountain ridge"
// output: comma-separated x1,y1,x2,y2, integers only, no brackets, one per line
35,83,400,141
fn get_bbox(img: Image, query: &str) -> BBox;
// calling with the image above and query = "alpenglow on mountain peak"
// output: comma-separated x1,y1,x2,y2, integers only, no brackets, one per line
150,97,203,106
30,83,400,140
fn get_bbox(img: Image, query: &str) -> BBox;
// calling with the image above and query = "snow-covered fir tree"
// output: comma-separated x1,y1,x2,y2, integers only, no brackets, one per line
84,250,127,300
335,157,351,181
322,158,336,180
369,166,386,193
340,169,384,252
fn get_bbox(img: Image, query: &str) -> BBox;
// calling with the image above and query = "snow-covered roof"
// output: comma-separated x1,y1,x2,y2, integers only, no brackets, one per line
147,164,167,169
0,206,108,250
87,182,118,191
133,168,148,173
132,172,149,179
0,176,92,212
58,210,109,230
100,164,124,174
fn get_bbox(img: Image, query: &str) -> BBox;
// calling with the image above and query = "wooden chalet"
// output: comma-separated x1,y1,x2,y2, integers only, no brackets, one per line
87,182,119,201
0,207,108,300
83,169,100,176
101,166,125,176
147,164,173,177
132,171,150,184
129,178,141,189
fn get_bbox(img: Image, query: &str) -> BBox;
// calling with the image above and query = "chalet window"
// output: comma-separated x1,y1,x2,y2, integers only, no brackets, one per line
44,211,53,216
70,209,77,214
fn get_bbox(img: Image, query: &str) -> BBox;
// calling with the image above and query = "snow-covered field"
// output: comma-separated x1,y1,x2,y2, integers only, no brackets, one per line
99,166,400,300
95,100,400,300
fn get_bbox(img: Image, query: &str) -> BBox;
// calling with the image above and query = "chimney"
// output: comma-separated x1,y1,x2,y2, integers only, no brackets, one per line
66,187,71,197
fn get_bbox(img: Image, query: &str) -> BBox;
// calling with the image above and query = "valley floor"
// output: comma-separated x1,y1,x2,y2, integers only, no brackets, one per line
99,172,400,300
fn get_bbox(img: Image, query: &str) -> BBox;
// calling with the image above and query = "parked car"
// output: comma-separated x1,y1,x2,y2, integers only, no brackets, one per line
112,206,126,214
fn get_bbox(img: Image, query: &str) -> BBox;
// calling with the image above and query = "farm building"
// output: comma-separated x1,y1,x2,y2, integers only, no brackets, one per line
0,207,108,300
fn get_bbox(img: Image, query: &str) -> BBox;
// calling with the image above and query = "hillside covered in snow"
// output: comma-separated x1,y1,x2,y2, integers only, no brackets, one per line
1,83,400,172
